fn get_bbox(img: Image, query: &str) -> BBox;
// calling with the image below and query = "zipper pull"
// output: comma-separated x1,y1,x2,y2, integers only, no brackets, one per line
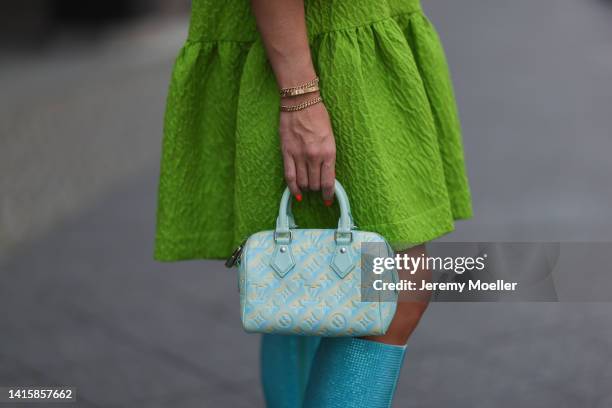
225,239,246,268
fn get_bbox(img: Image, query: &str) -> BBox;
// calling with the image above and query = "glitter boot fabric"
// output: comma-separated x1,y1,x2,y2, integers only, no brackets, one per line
302,338,407,408
261,334,322,408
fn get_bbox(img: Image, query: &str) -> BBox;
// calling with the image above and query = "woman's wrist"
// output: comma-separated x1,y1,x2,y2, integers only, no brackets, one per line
278,71,321,112
272,52,317,89
280,93,322,112
281,90,321,107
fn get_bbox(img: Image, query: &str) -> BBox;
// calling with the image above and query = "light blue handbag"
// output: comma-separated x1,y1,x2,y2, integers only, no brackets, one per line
227,180,398,337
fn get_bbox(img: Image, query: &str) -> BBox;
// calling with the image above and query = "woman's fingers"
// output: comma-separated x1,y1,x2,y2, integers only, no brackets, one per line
321,158,335,204
278,102,336,203
295,157,309,192
307,151,322,191
286,152,334,204
283,155,301,200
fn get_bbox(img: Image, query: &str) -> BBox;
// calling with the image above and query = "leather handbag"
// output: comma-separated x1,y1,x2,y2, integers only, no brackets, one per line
226,180,398,336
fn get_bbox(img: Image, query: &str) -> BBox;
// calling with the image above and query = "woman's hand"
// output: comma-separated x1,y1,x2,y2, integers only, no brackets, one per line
279,92,336,204
250,0,335,202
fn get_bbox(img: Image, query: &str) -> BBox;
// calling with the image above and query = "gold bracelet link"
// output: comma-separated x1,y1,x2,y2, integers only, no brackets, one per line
280,95,323,112
279,77,320,98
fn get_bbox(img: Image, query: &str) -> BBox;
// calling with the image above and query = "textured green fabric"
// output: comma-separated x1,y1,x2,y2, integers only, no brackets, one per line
155,0,472,261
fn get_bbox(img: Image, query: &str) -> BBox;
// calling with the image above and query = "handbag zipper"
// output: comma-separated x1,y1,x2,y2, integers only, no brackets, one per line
226,221,357,269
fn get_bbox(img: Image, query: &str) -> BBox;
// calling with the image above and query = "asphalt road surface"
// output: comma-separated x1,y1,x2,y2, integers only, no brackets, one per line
2,0,612,407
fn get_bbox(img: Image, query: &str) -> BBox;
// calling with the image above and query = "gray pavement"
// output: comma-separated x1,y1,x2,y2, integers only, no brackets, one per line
2,1,612,407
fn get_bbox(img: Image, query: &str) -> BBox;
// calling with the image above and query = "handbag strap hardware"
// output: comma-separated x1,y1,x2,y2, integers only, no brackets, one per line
273,230,293,244
270,241,296,277
330,243,356,278
334,230,353,244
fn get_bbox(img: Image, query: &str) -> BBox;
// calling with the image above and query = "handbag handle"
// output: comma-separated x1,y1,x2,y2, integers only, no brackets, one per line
285,181,354,229
275,179,355,243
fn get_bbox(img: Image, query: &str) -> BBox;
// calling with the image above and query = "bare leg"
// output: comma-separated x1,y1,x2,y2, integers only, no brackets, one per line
363,244,431,345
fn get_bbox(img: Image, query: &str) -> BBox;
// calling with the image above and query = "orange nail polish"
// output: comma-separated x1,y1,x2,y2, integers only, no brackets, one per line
324,199,333,207
296,194,303,202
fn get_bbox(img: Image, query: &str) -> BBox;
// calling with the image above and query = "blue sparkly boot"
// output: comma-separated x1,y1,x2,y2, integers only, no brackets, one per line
261,334,321,408
302,338,407,408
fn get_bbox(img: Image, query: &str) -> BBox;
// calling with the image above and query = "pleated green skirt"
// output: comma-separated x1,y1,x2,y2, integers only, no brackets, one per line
154,0,472,261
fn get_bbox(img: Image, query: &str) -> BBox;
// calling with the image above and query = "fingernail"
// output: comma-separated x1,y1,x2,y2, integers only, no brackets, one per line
324,199,333,207
296,194,303,202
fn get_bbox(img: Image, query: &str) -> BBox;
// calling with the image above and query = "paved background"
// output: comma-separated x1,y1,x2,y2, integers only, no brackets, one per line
1,0,612,407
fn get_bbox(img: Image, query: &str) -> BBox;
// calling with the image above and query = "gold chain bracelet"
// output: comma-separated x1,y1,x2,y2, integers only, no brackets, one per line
280,95,323,112
279,77,320,98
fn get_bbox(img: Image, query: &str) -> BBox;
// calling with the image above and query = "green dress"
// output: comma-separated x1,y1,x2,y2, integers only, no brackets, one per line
155,0,472,261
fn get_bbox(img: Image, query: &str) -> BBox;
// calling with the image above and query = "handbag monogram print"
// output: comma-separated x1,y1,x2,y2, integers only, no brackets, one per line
233,180,398,337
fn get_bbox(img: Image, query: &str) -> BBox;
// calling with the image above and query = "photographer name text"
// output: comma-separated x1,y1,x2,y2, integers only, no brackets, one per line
373,279,518,292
